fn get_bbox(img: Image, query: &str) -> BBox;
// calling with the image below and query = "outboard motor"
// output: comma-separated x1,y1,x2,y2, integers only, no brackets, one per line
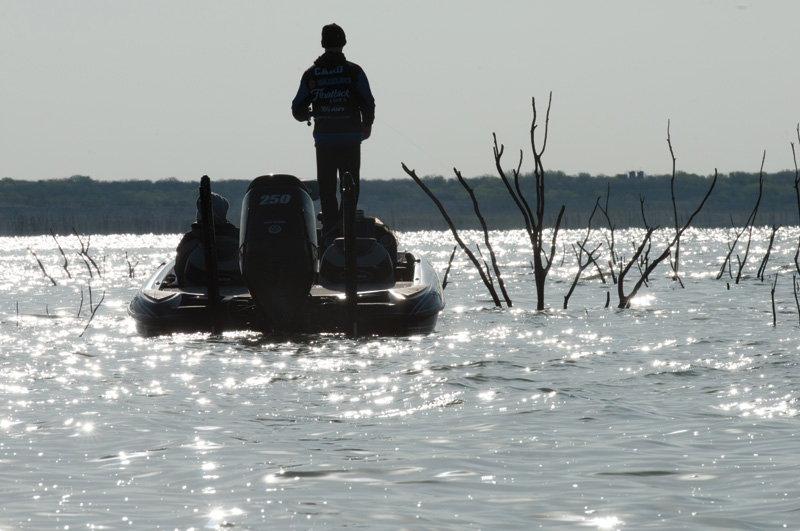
239,175,318,332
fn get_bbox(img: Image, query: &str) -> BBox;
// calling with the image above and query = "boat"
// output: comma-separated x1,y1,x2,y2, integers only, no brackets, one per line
128,174,445,337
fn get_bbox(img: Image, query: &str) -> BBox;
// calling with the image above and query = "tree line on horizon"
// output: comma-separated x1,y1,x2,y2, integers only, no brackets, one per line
1,170,798,236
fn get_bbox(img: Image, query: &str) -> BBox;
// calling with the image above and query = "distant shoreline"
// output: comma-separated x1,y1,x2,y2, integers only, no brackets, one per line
2,171,798,236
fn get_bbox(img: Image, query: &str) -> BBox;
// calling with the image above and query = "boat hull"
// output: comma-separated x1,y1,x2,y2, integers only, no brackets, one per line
128,253,444,337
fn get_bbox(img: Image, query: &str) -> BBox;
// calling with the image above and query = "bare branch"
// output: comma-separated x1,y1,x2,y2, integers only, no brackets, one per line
79,289,106,337
50,229,72,279
29,248,57,286
441,245,457,290
792,124,800,275
402,163,501,306
455,168,512,306
667,120,683,284
771,274,778,327
757,225,781,281
793,275,800,326
617,168,717,308
734,152,766,284
72,229,102,278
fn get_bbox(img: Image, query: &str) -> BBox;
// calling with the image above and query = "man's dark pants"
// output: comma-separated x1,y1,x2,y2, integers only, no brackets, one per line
316,144,361,236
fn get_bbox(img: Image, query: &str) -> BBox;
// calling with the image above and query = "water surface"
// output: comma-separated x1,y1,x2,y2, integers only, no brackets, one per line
1,228,799,529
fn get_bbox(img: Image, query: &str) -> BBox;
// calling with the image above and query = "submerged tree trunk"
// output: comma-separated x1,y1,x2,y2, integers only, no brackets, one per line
494,93,564,311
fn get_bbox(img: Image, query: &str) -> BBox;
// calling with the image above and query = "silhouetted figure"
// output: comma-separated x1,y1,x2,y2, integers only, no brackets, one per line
291,23,375,238
175,192,240,286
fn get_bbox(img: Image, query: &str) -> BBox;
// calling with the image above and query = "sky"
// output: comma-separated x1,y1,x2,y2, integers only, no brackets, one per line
2,1,799,183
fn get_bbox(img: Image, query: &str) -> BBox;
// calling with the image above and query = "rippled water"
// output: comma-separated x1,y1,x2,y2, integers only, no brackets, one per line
2,228,799,530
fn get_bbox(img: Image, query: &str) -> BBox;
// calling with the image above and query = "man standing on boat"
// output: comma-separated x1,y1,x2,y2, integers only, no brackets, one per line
291,23,375,239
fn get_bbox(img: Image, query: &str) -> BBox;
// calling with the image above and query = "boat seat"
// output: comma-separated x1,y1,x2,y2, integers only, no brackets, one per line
319,237,395,290
356,214,398,265
183,234,243,285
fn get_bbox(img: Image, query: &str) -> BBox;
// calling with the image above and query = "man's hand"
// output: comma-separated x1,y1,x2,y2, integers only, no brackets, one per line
362,124,372,141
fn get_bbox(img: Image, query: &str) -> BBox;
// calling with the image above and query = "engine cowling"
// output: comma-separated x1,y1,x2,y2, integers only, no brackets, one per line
239,174,318,332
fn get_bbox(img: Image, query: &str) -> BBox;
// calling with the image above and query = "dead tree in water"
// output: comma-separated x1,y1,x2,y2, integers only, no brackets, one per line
50,230,72,279
617,171,717,308
792,124,800,275
793,275,800,326
493,93,565,310
597,183,619,285
29,248,57,286
771,274,778,327
79,287,106,337
757,224,781,281
402,164,503,307
563,198,603,309
454,168,512,306
666,122,684,287
734,154,765,284
73,229,103,279
125,252,138,279
716,152,765,284
717,219,749,281
441,246,457,290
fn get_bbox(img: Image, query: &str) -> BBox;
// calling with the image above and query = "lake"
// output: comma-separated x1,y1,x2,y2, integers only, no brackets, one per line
1,227,799,530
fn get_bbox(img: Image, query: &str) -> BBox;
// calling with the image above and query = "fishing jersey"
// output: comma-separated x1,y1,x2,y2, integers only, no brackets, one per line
291,52,375,148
